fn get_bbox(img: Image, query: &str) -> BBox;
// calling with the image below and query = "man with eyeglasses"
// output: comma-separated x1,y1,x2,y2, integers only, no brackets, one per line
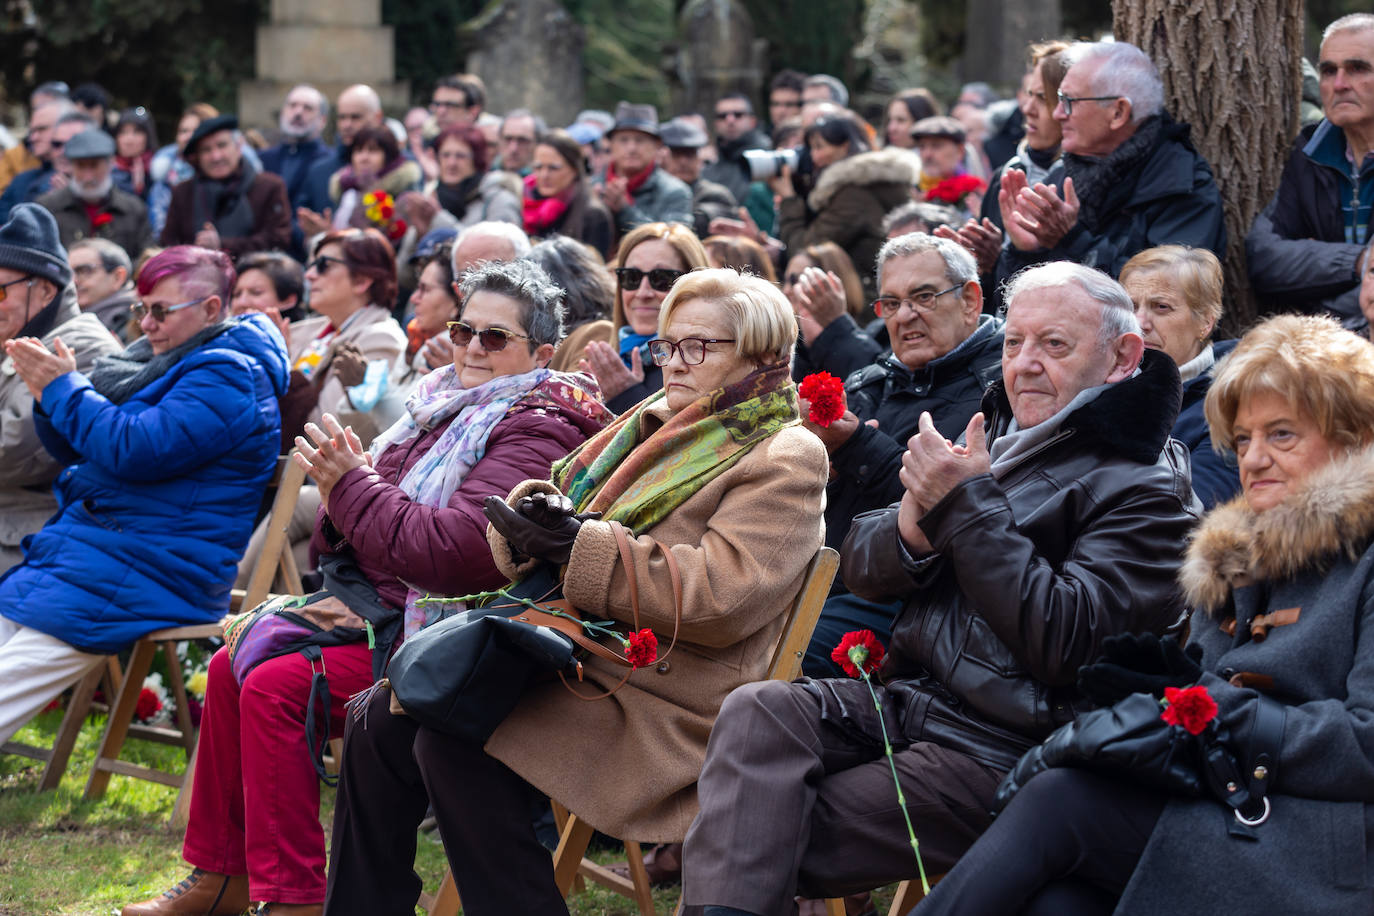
431,75,483,129
661,118,738,238
67,239,137,340
496,109,545,176
703,92,772,205
593,101,693,233
682,261,1199,916
0,85,69,195
37,128,153,261
1247,14,1374,327
767,70,807,131
796,234,1003,679
0,102,78,222
995,40,1224,282
300,84,386,238
0,204,120,573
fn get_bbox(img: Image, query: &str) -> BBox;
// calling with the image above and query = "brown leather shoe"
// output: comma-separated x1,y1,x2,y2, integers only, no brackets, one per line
121,869,249,916
604,841,683,885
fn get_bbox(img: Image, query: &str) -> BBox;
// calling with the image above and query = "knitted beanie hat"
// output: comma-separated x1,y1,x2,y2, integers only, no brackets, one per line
0,203,72,287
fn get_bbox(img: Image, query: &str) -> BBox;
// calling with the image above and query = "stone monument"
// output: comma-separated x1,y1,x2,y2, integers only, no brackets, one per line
671,0,768,118
464,0,586,127
238,0,409,132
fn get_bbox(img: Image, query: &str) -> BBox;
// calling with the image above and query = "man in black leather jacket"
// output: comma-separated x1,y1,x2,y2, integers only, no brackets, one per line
680,262,1201,916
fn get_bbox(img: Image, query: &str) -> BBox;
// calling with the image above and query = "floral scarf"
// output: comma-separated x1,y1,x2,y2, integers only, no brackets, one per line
371,365,613,635
553,362,798,533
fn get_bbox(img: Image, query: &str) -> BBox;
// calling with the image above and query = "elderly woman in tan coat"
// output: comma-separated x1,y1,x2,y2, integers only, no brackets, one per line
324,268,829,915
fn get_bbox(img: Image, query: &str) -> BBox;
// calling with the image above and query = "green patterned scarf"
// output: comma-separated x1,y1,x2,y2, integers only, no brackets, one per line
552,362,798,533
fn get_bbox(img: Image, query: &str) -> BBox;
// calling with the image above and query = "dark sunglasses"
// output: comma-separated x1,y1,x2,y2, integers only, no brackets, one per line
132,295,209,323
307,254,347,275
447,321,531,351
615,267,684,293
715,110,750,120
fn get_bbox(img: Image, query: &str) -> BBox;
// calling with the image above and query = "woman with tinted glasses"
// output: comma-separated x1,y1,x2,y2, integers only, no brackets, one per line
579,221,709,413
325,268,827,916
123,259,610,916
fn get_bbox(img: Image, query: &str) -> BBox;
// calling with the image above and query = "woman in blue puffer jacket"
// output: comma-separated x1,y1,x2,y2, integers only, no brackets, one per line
0,244,288,746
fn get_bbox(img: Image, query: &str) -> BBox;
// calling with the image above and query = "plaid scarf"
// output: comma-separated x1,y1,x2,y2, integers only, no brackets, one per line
553,362,798,533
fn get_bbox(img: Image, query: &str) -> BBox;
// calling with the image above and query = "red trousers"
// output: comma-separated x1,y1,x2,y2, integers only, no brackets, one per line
183,643,375,903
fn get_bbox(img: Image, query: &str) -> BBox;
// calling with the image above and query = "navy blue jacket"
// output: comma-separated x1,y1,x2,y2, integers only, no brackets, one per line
0,164,55,222
1172,339,1240,510
0,314,288,652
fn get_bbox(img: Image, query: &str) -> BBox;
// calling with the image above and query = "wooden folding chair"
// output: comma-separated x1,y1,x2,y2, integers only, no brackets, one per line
0,656,121,790
81,456,307,815
420,546,841,916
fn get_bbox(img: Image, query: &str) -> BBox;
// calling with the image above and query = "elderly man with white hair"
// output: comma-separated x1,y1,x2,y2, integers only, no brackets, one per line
679,260,1201,916
261,85,333,256
994,41,1225,282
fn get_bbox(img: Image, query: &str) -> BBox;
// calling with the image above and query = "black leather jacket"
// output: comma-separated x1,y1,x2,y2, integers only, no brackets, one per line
839,350,1201,770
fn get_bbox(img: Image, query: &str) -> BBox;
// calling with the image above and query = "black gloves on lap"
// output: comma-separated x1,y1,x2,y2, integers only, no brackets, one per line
1077,632,1204,708
484,493,599,565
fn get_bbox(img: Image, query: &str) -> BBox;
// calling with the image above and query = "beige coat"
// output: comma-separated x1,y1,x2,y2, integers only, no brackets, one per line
287,305,406,442
0,285,120,571
484,409,828,842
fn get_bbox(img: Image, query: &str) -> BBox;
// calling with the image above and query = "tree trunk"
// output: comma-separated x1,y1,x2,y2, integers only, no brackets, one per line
1112,0,1305,335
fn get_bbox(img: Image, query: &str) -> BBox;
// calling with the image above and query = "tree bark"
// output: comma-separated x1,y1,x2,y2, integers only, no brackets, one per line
1112,0,1305,335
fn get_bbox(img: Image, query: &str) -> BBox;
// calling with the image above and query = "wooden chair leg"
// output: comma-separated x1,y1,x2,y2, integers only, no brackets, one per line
170,743,198,829
37,664,103,790
825,899,845,916
621,839,657,916
160,640,198,754
84,638,157,800
426,870,462,916
888,877,940,916
552,813,596,896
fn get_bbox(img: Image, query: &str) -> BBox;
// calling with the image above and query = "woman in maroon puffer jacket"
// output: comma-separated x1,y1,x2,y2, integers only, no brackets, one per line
123,259,611,916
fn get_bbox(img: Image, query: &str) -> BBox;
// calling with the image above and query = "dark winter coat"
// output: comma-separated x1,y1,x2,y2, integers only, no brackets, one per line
595,167,693,234
824,315,1003,556
791,313,884,383
703,127,773,204
311,386,600,610
840,349,1200,770
1246,120,1374,327
778,149,916,296
0,314,288,653
1116,444,1374,914
997,118,1226,280
37,185,154,261
1172,339,1240,510
161,165,293,259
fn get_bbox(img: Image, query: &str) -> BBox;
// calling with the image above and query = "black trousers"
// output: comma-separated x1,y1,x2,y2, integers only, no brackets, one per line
322,687,568,916
912,767,1166,916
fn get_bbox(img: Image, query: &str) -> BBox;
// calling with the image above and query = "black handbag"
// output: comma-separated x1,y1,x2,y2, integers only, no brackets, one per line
383,522,681,742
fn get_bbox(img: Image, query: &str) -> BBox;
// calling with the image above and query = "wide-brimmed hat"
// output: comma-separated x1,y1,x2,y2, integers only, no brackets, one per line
183,114,238,158
608,102,660,139
64,128,116,160
910,115,966,144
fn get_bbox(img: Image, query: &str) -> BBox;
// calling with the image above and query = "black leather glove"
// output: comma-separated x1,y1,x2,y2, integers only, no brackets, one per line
1077,632,1204,708
483,494,599,565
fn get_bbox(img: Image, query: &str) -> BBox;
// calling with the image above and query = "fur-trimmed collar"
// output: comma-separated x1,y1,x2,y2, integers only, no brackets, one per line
982,347,1183,465
1181,445,1374,612
808,147,917,210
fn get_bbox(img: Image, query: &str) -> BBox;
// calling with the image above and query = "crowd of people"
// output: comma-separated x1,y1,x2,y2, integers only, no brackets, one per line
0,12,1373,916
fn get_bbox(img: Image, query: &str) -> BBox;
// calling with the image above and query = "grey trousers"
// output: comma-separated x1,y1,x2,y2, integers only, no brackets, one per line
682,679,1003,916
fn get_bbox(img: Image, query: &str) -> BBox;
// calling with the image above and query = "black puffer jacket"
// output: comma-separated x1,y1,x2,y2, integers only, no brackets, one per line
824,315,1003,558
839,349,1200,769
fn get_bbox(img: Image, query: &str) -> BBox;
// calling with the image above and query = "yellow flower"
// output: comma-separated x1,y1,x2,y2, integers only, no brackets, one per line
187,670,209,699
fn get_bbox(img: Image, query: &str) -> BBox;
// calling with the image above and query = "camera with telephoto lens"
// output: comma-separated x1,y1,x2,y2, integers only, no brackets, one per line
744,147,801,181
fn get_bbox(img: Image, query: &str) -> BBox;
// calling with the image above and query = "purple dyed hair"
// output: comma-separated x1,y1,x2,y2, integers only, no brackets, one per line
136,246,235,312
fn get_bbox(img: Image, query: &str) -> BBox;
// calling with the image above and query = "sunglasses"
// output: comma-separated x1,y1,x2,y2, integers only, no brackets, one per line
615,267,684,293
307,254,347,275
0,276,35,302
446,321,531,351
715,110,750,120
132,295,209,323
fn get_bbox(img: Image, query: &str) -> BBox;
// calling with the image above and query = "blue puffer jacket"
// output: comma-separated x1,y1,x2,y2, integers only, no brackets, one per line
0,313,288,653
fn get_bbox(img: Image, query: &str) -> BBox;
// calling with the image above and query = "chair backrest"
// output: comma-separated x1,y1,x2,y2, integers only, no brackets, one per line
233,454,308,612
766,546,840,682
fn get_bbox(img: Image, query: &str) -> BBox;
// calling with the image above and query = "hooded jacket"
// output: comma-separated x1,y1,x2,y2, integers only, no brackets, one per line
839,349,1200,769
1117,445,1374,914
0,313,289,652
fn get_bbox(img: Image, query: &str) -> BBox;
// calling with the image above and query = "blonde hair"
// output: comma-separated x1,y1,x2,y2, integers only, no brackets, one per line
658,268,799,366
1120,245,1223,334
1205,314,1374,454
612,223,710,332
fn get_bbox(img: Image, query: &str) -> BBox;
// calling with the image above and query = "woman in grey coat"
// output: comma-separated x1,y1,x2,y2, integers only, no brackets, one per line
913,313,1374,916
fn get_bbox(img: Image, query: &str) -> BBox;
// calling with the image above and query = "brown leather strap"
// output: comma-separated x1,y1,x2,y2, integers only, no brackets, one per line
513,604,627,667
611,521,683,664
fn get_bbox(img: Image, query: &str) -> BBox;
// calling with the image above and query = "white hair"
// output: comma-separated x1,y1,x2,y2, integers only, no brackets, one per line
451,221,532,275
287,84,329,121
1065,41,1164,123
1002,261,1141,349
1324,13,1374,44
876,232,978,289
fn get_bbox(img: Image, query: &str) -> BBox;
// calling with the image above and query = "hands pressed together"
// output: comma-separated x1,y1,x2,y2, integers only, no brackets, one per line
4,336,77,401
897,411,989,556
292,413,372,511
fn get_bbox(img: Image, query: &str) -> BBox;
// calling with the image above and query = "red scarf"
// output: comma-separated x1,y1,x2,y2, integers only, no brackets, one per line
605,162,655,196
522,173,572,234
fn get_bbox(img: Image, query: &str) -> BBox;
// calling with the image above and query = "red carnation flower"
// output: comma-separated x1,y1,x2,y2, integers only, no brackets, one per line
1160,684,1218,735
136,687,162,721
91,212,114,229
625,628,658,668
799,371,846,427
926,174,987,205
388,218,408,242
832,629,885,678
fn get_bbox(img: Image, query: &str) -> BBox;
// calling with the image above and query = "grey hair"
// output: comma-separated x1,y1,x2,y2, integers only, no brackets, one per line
1002,261,1141,348
1324,13,1374,43
502,108,548,137
458,258,566,348
1065,41,1163,123
876,232,978,290
287,84,329,121
55,111,96,130
453,221,532,272
881,201,962,237
69,238,132,279
803,74,849,107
